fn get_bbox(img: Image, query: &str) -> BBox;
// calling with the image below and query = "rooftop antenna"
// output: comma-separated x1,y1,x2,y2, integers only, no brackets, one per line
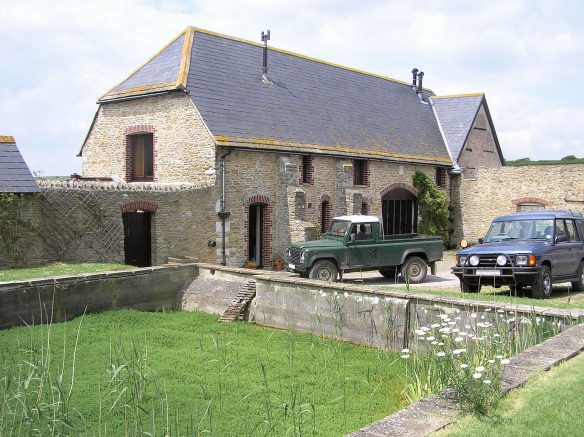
261,30,273,85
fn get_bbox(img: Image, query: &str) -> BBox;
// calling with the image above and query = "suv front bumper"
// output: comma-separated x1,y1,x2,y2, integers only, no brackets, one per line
286,261,307,273
452,266,541,286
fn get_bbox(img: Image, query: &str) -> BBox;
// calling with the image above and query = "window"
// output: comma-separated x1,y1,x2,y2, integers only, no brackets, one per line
300,155,313,184
576,220,584,241
353,159,368,186
564,220,577,242
435,167,447,188
350,223,373,241
516,202,545,212
131,134,153,180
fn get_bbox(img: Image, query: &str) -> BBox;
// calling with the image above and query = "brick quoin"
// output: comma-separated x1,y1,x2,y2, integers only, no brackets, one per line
123,125,158,182
244,195,272,266
511,196,552,206
121,201,158,213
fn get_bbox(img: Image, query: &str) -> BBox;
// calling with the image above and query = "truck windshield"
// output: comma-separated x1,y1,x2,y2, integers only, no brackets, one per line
327,220,350,237
485,219,554,242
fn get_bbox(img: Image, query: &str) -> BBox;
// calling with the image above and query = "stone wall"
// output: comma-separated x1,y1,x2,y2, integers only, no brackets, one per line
81,92,216,185
451,164,584,244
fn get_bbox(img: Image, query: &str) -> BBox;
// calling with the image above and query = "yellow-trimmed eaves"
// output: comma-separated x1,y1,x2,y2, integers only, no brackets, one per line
0,136,15,144
215,135,452,165
99,28,189,101
431,93,484,100
177,27,195,88
100,25,435,102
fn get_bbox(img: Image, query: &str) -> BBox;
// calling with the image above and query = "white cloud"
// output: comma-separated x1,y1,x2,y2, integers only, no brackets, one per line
0,0,583,174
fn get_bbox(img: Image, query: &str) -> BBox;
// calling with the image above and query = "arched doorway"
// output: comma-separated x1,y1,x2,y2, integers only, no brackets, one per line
121,201,157,267
246,195,272,267
320,194,332,234
381,185,418,235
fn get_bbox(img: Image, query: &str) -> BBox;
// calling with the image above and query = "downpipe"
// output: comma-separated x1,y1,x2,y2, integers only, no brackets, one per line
218,150,232,265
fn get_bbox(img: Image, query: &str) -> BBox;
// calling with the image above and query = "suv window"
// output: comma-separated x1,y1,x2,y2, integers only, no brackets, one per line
565,220,577,242
577,220,584,241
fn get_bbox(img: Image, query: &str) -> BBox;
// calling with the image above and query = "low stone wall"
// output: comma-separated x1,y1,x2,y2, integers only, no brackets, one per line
0,264,198,329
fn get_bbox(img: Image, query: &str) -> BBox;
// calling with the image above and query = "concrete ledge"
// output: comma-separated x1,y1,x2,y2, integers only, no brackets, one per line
0,265,198,329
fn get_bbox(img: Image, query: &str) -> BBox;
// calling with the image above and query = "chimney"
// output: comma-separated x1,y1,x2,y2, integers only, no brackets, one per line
261,30,273,85
411,68,419,89
417,71,424,93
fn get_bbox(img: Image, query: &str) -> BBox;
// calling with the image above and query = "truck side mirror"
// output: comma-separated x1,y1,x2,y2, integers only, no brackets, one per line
555,235,568,244
478,238,484,244
350,234,356,242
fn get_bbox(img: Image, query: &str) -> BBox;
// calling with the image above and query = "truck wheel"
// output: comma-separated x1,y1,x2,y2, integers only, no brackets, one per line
461,281,481,293
400,256,427,284
309,260,338,282
379,267,398,279
571,262,584,292
532,265,552,298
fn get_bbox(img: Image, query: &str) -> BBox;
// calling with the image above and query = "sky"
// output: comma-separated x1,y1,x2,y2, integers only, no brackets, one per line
1,0,583,176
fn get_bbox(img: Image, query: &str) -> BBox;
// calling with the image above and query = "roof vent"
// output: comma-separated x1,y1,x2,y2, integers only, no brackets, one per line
411,68,419,89
416,71,424,94
261,30,273,85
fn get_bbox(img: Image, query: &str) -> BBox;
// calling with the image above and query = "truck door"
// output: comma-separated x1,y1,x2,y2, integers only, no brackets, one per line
346,223,377,268
554,220,581,277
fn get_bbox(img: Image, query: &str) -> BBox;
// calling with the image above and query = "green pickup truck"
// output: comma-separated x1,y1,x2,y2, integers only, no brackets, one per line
285,215,443,282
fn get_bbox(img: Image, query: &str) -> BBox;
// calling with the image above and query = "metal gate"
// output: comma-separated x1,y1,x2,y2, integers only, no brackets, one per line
123,212,151,267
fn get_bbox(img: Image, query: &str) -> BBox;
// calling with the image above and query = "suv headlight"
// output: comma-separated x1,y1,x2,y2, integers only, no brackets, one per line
457,255,467,266
496,255,508,266
469,255,480,266
515,254,536,266
299,252,305,263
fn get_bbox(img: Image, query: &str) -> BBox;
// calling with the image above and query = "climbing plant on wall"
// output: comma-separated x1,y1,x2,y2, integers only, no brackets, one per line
0,193,21,259
413,171,449,243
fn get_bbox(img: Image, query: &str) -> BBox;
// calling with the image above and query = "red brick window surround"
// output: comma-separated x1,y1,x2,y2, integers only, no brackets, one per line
353,159,369,186
299,155,314,185
120,201,158,213
124,125,157,182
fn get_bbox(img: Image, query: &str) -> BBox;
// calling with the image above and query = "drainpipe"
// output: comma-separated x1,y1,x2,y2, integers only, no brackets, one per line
218,150,232,265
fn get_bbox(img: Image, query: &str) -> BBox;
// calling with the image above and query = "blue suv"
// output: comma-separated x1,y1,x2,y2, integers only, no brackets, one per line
452,210,584,298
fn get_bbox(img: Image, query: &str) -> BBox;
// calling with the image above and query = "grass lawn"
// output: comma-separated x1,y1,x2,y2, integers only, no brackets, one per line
437,350,584,437
0,262,132,282
0,310,408,436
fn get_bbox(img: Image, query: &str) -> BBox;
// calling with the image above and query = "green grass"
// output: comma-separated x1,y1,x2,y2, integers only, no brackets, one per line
408,287,584,310
0,262,132,282
437,349,584,436
0,310,408,436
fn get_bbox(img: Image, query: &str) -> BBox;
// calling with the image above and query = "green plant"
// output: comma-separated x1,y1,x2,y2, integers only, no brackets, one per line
413,171,449,241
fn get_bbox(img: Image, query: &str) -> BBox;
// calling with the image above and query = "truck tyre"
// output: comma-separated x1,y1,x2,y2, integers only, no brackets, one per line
401,256,427,284
532,265,552,298
379,267,398,279
309,260,338,282
461,281,481,293
571,261,584,292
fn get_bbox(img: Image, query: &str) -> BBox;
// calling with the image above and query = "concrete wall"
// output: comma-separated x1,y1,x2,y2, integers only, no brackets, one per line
451,164,584,244
0,264,198,329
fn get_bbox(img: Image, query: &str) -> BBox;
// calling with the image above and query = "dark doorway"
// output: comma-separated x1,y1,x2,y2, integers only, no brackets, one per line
382,188,418,235
321,200,332,233
123,211,152,267
248,204,263,266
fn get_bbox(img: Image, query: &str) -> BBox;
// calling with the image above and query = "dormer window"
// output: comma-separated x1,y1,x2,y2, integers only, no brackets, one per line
131,134,153,181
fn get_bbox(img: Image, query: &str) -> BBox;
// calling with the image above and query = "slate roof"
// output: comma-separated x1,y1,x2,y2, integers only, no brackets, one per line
97,27,453,165
0,136,40,193
430,94,484,161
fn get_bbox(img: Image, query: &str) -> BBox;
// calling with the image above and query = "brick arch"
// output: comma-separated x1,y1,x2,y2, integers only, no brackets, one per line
121,201,158,213
320,194,331,202
512,196,551,206
124,125,156,135
247,194,270,205
380,183,418,199
319,194,333,233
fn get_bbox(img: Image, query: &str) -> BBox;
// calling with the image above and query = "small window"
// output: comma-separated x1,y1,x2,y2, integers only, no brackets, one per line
353,160,368,186
435,167,447,188
131,134,153,180
301,155,313,184
516,202,545,212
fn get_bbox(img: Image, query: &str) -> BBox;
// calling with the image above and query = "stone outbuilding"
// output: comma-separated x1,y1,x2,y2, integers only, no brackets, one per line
77,26,503,267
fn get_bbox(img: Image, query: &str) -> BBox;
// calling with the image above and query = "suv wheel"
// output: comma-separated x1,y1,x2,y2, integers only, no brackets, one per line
572,261,584,292
461,281,481,293
532,265,552,298
400,256,427,284
309,260,338,282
